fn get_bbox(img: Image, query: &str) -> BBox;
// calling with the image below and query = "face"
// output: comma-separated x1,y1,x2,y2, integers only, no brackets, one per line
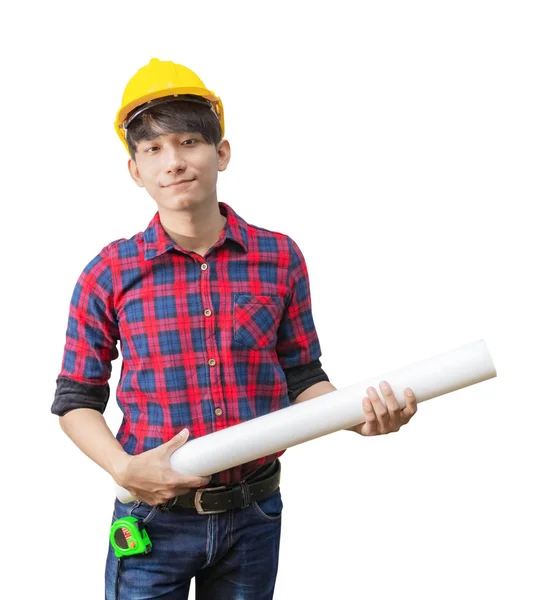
128,131,231,213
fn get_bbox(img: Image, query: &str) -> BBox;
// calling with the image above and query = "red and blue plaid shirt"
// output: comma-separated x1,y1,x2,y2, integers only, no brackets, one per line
52,202,328,484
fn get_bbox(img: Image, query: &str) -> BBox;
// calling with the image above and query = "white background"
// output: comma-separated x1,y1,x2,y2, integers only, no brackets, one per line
3,1,548,598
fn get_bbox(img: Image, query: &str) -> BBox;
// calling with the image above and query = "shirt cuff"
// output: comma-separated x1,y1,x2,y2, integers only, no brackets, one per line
282,359,330,402
51,376,110,416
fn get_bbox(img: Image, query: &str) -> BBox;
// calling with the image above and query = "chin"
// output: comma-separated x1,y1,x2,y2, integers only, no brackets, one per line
160,194,204,211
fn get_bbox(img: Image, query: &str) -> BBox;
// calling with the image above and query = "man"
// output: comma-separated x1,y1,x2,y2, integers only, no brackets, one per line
52,58,417,600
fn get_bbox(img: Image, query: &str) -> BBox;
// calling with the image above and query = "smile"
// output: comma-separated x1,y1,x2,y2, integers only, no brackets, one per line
165,179,195,188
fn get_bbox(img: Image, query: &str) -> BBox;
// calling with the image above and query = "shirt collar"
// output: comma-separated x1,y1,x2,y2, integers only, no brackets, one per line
143,201,249,261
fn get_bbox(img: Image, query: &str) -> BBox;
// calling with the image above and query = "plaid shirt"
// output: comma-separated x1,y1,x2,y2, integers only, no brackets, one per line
52,202,328,485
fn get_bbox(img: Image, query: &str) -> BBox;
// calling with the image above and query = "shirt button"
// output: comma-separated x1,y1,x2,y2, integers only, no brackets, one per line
201,263,208,271
215,408,223,417
204,309,212,317
208,358,216,366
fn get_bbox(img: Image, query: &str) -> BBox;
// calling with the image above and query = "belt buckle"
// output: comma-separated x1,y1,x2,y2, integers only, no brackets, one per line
194,486,227,515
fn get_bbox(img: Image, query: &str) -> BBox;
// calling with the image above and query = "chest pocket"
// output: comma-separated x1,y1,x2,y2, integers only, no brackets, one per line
233,294,284,350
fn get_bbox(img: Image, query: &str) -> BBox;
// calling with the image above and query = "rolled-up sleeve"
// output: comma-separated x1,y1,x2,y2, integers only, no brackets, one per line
282,359,330,402
51,246,119,416
276,237,324,370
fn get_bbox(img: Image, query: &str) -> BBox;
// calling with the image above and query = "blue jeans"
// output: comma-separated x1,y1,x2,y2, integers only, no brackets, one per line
105,488,283,599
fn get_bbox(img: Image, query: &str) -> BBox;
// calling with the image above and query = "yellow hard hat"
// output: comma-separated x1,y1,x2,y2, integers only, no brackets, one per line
114,58,224,155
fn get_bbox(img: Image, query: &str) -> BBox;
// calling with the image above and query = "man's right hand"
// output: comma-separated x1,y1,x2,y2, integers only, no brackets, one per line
114,429,211,506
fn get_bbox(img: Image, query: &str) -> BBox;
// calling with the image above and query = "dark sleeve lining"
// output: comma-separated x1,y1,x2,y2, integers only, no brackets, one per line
51,376,110,416
282,359,330,403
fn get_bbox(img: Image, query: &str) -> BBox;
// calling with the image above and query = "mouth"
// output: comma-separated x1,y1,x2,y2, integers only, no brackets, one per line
164,179,195,188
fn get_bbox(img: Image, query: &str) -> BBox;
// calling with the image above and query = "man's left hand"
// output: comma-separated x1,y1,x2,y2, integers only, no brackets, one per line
354,381,417,436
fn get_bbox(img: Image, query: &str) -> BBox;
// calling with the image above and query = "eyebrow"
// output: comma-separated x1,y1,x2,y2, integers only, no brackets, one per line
140,132,203,144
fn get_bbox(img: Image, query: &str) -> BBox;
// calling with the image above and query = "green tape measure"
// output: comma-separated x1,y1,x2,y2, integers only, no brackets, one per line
110,516,152,558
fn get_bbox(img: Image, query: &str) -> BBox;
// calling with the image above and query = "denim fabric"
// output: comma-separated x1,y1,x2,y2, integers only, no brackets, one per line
105,488,283,600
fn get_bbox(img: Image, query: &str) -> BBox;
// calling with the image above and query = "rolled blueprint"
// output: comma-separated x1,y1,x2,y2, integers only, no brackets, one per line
116,339,496,502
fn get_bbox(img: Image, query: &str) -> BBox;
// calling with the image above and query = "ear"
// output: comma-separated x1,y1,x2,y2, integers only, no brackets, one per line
216,139,231,172
128,158,145,188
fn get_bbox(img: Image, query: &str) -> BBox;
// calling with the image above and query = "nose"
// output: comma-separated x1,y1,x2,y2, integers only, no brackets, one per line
165,144,187,175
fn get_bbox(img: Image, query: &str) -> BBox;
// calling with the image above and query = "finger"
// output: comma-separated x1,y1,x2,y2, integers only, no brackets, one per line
361,396,378,435
129,488,162,506
401,387,418,423
379,381,401,415
190,475,212,488
169,471,211,490
164,428,190,455
367,387,390,433
379,381,403,431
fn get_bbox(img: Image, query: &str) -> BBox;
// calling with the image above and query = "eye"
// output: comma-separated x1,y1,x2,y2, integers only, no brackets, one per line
181,139,197,146
145,145,159,153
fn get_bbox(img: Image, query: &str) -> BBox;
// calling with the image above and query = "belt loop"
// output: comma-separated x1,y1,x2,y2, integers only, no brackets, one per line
240,480,252,508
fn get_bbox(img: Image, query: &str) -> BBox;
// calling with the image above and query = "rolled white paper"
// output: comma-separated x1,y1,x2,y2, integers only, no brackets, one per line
116,339,496,502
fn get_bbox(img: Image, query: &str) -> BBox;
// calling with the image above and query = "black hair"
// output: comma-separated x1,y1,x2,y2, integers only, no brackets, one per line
126,99,222,160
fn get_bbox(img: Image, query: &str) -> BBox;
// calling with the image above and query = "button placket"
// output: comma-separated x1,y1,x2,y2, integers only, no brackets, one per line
198,257,225,429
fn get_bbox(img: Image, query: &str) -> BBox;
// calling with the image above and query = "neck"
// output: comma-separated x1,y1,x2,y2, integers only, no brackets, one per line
158,199,227,255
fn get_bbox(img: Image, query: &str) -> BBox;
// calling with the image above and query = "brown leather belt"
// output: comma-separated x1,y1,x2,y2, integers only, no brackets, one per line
165,460,281,515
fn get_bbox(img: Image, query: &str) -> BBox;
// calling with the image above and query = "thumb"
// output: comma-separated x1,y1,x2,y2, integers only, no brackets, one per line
167,428,190,451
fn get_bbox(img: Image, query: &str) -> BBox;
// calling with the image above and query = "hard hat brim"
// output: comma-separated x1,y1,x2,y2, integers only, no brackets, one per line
115,86,221,131
123,95,217,131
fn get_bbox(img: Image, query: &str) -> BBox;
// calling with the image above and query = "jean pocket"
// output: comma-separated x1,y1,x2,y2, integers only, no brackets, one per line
252,489,283,522
233,294,283,350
